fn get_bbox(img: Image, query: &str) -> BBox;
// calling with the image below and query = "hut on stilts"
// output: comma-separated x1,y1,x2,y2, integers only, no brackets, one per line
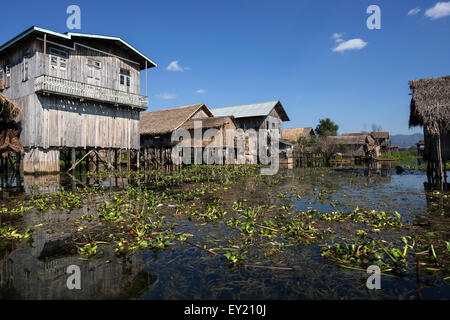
0,26,155,175
409,75,450,190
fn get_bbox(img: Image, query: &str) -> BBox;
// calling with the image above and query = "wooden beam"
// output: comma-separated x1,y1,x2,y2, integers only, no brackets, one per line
67,149,95,173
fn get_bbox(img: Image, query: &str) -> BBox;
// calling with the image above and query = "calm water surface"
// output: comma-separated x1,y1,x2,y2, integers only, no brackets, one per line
0,166,448,300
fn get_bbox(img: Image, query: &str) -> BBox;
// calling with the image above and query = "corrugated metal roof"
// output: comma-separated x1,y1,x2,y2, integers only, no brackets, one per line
211,101,289,121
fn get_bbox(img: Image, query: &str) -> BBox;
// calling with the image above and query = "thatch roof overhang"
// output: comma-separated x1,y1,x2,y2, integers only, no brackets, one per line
409,75,450,135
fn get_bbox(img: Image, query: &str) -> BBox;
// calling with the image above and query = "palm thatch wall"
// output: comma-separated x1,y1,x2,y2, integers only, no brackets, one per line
0,93,24,157
0,93,21,123
282,127,315,144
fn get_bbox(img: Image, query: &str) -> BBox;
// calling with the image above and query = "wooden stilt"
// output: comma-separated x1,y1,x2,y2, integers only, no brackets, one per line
71,148,76,169
136,149,140,171
127,150,131,171
5,155,8,178
108,149,112,170
119,150,122,173
444,159,448,186
144,148,148,171
96,150,99,173
436,134,444,191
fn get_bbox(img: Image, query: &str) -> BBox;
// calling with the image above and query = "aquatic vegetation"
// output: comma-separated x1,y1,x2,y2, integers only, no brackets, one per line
1,164,450,299
224,250,247,266
98,197,128,222
310,206,403,228
0,225,34,240
321,235,415,274
78,242,101,257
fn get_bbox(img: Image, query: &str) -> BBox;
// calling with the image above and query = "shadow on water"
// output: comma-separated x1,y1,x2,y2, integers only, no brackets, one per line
0,163,449,300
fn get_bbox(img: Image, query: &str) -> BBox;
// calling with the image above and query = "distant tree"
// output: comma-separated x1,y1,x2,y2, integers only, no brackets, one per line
315,118,339,137
371,123,382,132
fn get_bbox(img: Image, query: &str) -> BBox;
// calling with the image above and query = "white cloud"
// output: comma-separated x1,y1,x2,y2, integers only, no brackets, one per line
156,93,176,100
166,60,190,72
407,8,421,16
332,38,368,52
196,89,206,94
425,2,450,19
331,33,344,40
335,38,344,43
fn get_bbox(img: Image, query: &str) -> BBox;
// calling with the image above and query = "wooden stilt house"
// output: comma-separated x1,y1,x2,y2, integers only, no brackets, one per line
0,26,156,173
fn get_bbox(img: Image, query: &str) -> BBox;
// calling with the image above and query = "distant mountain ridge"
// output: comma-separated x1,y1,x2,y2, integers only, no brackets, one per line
390,133,424,148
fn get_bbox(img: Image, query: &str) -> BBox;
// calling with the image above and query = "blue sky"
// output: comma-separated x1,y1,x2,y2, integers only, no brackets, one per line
1,0,449,135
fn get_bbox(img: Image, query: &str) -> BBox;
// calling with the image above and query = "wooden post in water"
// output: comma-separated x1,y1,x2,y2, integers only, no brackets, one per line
118,150,122,173
0,157,3,180
71,148,76,171
114,149,118,170
136,149,140,171
436,134,444,192
144,148,148,171
127,150,131,171
85,149,90,172
96,150,100,173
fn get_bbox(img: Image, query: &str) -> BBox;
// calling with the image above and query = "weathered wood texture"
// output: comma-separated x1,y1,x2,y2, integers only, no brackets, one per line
23,148,60,173
0,33,145,173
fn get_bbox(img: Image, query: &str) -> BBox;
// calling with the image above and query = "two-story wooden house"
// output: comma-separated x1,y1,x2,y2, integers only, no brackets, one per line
0,26,156,172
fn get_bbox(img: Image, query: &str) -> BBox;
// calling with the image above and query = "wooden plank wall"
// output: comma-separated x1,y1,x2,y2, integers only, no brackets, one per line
37,95,140,149
1,36,143,151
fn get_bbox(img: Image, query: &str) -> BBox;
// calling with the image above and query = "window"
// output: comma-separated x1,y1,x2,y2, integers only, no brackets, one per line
49,47,68,71
22,56,29,82
0,68,4,89
120,68,131,88
49,48,69,59
120,68,130,76
50,56,58,69
5,65,11,88
59,58,67,71
87,59,101,80
88,59,101,69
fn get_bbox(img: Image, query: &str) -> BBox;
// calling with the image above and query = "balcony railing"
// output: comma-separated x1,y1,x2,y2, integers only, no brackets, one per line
34,75,148,110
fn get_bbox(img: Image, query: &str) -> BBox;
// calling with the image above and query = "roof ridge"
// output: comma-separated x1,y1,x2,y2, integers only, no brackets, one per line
212,100,279,110
142,103,206,115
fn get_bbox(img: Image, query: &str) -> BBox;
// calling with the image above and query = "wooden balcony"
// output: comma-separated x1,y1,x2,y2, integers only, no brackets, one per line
34,75,148,110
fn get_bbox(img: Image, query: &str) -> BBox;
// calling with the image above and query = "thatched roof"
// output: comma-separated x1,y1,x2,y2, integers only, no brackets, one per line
342,131,389,140
0,93,21,122
327,135,375,145
370,131,389,140
180,116,237,131
409,75,450,134
140,103,213,135
282,127,315,143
